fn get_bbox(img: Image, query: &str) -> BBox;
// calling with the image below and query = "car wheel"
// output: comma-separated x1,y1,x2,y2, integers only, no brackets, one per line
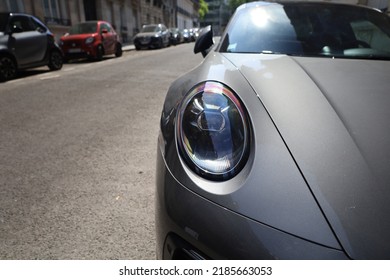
115,43,123,57
48,49,63,70
0,55,17,82
158,38,163,49
96,45,104,61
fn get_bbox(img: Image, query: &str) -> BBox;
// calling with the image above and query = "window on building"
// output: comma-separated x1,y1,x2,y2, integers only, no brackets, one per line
153,0,162,8
42,0,70,26
5,0,25,12
84,0,97,21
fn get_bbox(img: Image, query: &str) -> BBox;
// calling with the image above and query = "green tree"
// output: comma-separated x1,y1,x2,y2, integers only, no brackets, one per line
199,0,209,20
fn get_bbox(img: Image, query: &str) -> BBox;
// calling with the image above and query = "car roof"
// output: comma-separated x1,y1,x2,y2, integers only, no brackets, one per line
0,12,35,17
0,12,47,29
143,23,165,27
73,20,109,25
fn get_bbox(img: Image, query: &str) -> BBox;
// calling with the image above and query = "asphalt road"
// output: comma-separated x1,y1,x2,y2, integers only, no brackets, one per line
0,42,203,259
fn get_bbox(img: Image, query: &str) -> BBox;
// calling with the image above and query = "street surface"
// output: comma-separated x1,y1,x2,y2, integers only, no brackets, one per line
0,42,203,259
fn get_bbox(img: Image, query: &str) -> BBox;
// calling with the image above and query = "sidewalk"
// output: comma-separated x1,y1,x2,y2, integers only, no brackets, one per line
122,44,135,52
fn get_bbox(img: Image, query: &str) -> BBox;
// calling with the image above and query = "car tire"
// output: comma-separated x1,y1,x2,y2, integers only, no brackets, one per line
0,55,17,82
96,45,104,61
48,49,63,71
158,38,163,49
115,43,123,57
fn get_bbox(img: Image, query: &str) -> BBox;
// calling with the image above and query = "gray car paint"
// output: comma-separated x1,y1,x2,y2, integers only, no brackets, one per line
11,30,48,65
158,1,390,259
161,52,341,250
156,150,349,259
160,49,390,259
223,53,390,259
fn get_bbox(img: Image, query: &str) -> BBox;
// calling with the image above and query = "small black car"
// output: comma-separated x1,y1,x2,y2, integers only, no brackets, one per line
169,28,183,45
0,12,63,82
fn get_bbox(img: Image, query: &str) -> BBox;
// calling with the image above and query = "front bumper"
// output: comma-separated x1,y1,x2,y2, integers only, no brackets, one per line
61,44,97,59
155,149,349,260
134,37,161,49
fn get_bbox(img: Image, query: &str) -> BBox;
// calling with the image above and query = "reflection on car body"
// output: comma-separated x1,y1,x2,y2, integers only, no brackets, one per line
156,1,390,260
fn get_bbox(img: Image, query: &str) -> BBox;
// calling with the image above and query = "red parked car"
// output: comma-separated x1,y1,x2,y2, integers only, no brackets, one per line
60,20,122,62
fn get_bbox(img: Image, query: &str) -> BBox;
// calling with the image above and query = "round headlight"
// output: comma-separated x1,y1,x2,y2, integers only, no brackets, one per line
177,81,250,181
85,37,94,44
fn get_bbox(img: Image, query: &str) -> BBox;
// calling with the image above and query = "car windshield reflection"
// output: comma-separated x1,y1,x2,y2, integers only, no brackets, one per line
219,3,390,59
142,26,158,33
69,22,97,34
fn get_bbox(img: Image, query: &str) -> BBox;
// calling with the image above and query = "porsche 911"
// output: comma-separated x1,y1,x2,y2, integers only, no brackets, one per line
155,1,390,259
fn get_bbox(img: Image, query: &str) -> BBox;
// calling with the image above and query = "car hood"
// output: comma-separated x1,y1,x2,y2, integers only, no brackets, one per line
223,53,390,259
135,32,158,38
61,33,96,41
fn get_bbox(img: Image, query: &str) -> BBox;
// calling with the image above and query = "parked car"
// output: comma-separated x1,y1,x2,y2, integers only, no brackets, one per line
156,1,390,259
0,12,63,82
190,28,199,41
60,20,122,62
182,29,191,43
169,28,183,45
133,24,170,50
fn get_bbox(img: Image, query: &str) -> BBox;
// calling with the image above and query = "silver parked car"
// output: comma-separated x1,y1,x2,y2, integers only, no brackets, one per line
133,23,170,50
156,1,390,259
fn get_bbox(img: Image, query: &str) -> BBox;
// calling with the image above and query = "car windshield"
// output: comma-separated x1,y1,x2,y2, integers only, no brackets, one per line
219,3,390,59
142,25,158,32
68,22,97,34
0,14,8,32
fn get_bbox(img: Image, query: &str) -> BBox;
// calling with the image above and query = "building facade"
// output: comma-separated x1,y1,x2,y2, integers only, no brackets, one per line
176,0,199,30
200,0,229,35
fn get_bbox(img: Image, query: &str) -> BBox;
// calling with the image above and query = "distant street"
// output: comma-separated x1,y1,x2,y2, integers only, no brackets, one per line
0,42,203,259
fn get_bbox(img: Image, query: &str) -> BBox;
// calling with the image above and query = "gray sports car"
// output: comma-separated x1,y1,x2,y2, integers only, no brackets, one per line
156,1,390,259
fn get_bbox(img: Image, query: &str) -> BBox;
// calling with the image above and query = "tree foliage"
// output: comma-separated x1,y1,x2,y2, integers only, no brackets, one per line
199,0,209,20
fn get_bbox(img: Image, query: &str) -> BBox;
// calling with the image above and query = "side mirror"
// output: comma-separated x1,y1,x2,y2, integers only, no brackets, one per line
101,28,108,34
194,25,214,57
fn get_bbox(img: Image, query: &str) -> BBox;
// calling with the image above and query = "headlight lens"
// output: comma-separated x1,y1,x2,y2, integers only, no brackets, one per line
177,81,250,181
85,37,94,44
